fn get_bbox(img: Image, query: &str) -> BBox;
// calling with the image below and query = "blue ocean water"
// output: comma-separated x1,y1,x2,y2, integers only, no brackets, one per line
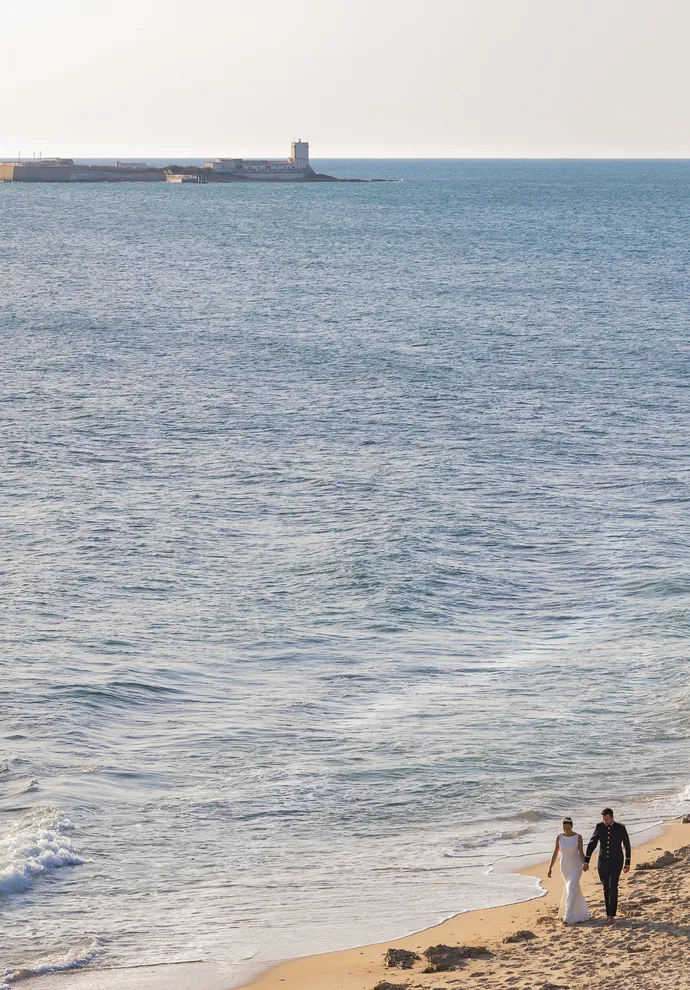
1,159,690,987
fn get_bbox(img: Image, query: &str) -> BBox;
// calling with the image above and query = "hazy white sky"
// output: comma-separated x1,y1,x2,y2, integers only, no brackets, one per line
2,0,689,158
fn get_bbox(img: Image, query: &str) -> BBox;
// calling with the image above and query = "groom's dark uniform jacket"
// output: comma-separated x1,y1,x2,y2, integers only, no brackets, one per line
584,821,631,866
584,820,631,918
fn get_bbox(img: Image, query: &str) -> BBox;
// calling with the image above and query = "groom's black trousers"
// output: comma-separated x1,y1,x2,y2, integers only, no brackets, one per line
598,859,623,917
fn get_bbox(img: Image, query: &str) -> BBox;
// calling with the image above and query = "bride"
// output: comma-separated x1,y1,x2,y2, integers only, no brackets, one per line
547,817,589,923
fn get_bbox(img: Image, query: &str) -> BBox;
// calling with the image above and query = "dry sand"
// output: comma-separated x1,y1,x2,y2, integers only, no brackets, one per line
243,819,690,990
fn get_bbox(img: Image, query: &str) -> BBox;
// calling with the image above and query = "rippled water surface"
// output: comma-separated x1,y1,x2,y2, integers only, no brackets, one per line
1,160,690,985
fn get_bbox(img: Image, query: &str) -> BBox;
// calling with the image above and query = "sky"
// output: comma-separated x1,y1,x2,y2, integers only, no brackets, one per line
1,0,689,159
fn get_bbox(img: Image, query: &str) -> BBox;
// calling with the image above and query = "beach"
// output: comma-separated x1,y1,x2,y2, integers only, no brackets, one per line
243,819,690,990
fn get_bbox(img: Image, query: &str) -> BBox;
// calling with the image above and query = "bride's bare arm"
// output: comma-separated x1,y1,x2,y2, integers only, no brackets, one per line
547,836,560,878
578,833,585,862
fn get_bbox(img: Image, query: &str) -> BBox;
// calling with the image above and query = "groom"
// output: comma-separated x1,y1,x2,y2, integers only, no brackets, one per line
582,807,631,922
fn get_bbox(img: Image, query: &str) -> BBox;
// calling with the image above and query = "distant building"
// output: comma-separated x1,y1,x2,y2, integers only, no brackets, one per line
291,140,310,168
0,160,164,182
0,158,74,167
204,140,313,180
165,170,207,184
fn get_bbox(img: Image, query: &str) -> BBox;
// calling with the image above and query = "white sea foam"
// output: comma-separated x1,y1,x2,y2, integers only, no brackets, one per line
1,940,105,990
671,782,690,806
0,806,84,896
445,826,533,852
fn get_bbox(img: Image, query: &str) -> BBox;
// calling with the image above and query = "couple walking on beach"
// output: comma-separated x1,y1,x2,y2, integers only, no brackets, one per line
547,807,631,924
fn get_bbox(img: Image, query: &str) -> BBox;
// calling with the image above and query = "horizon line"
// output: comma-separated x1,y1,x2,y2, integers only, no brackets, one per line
5,154,690,162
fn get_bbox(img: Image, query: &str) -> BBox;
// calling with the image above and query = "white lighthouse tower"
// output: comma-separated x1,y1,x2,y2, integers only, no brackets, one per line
291,140,309,169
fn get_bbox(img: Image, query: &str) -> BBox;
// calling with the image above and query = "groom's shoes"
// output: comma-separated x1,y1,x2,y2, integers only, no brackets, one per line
606,916,616,924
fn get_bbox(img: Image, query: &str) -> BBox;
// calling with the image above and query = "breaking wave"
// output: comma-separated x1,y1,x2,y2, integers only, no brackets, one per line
0,806,84,897
1,940,105,990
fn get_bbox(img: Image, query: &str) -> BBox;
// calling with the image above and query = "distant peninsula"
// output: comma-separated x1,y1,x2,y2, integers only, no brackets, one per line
0,140,394,184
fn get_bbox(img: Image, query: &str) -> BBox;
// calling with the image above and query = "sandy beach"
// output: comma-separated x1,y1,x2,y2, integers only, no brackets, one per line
243,819,690,990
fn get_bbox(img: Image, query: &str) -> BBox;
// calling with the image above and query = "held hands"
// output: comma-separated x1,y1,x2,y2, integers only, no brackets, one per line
578,862,626,873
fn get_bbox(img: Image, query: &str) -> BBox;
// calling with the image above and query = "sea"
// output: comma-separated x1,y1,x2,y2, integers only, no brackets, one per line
1,158,690,990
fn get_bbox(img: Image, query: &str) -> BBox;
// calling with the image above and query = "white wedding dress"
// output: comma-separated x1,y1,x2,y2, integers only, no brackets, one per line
558,833,589,923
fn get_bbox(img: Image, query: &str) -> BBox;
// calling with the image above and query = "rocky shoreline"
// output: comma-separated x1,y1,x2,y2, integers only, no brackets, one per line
165,166,397,183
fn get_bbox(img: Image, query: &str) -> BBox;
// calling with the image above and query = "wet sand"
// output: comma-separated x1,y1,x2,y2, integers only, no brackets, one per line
242,819,690,990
